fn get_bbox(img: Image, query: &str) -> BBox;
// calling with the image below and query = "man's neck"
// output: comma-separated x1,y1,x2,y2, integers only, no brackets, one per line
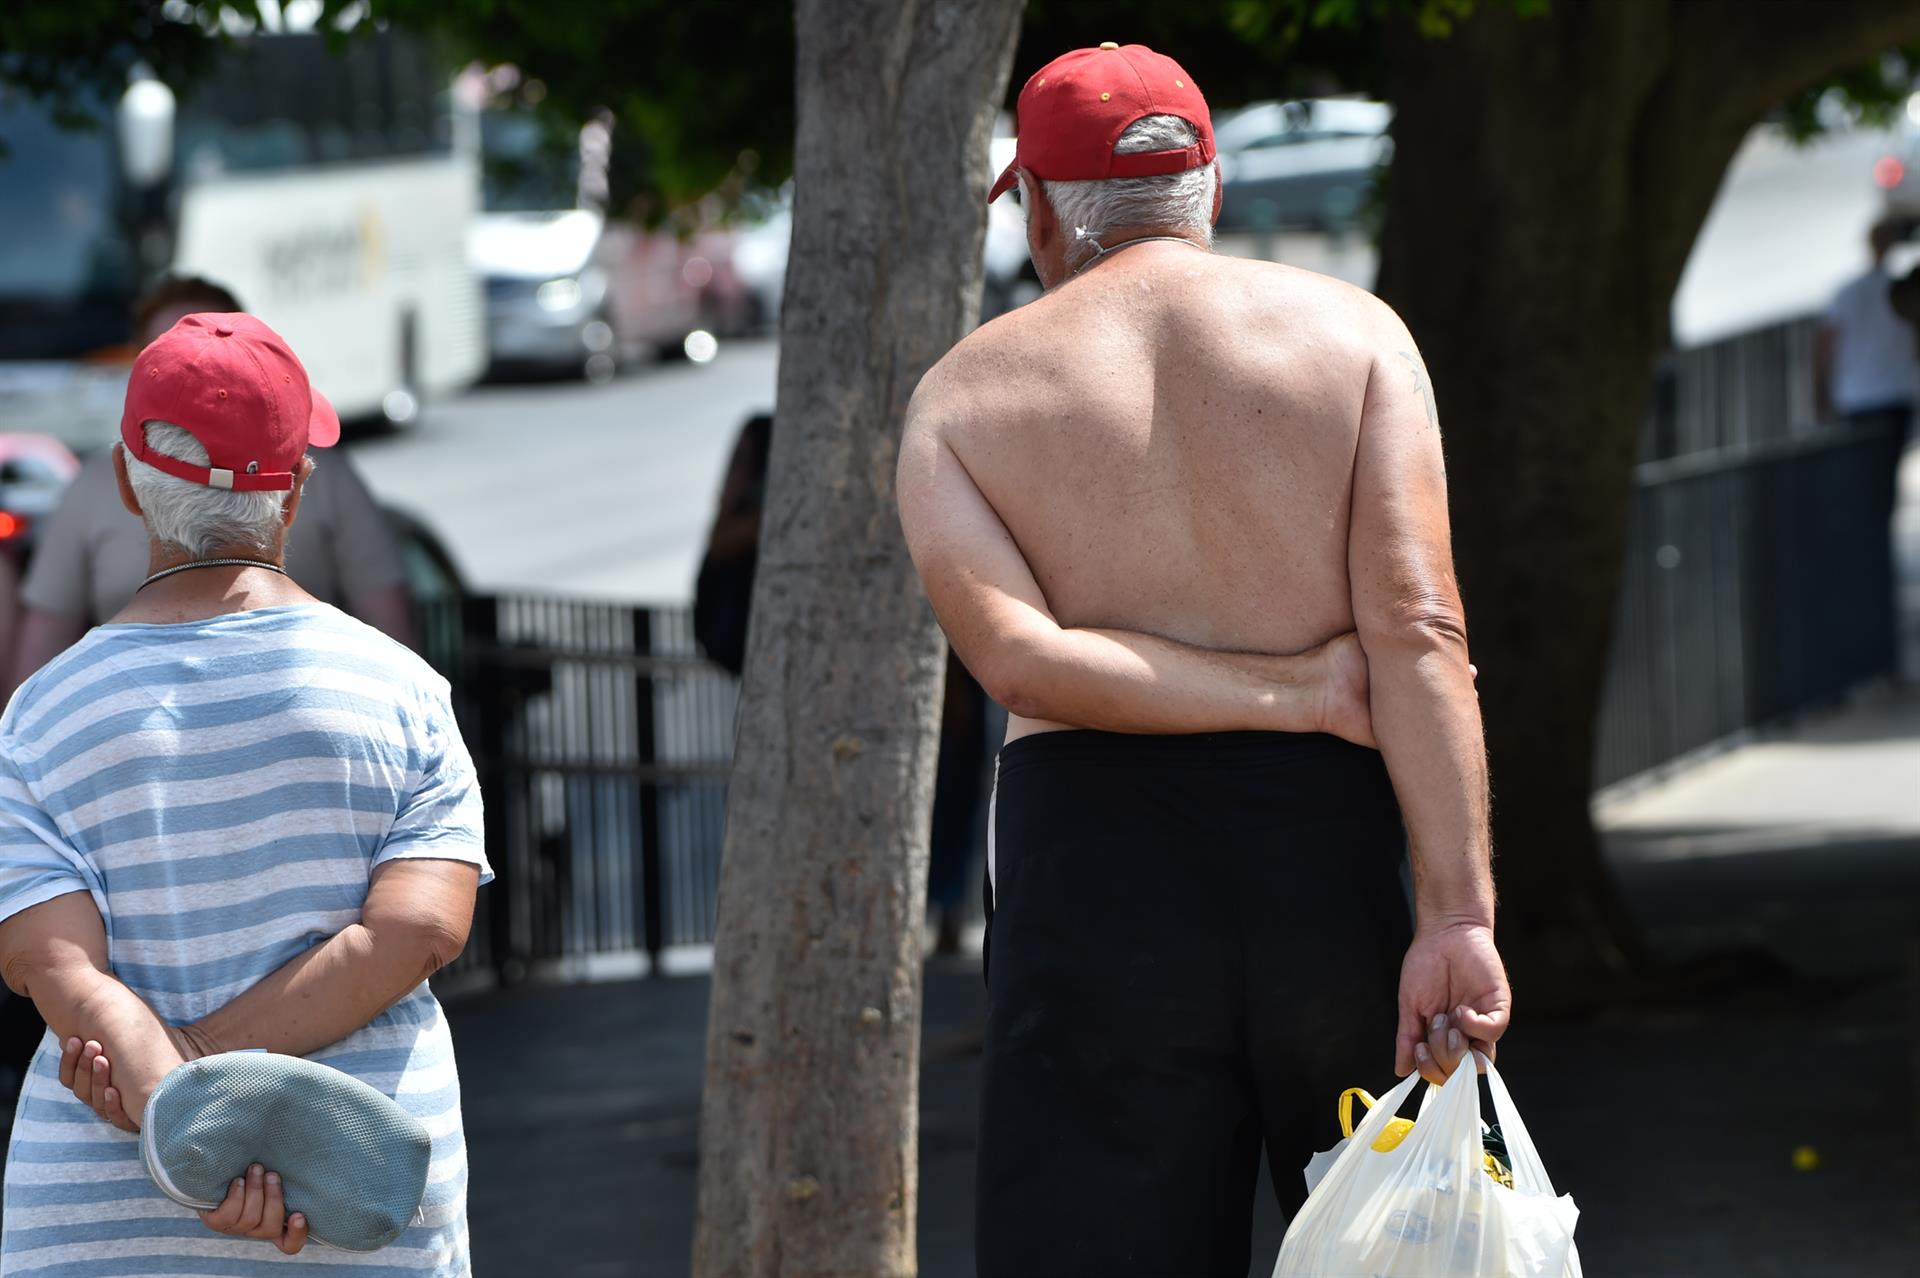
1066,227,1208,280
112,540,310,626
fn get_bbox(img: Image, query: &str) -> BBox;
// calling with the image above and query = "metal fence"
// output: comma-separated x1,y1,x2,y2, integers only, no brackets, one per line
420,595,738,983
1642,317,1823,461
1593,421,1899,788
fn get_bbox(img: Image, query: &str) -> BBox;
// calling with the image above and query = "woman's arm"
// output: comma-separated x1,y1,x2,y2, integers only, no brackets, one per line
177,859,479,1061
0,890,185,1125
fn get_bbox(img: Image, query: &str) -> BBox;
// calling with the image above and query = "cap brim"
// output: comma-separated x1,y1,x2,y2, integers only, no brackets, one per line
307,388,341,449
988,161,1019,203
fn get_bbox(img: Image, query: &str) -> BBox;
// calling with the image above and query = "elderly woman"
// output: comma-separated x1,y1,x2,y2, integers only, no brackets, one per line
0,313,486,1273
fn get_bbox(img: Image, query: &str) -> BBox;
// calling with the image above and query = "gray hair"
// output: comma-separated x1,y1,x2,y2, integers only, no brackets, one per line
123,422,293,557
1036,114,1216,272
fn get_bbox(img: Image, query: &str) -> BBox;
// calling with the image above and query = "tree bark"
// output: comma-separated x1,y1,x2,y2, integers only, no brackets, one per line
1375,0,1920,990
691,2,1022,1275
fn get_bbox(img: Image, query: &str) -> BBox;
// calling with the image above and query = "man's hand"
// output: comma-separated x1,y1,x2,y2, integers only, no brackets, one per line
1394,919,1510,1085
59,1023,206,1132
198,1162,310,1255
1303,636,1478,751
1309,633,1374,748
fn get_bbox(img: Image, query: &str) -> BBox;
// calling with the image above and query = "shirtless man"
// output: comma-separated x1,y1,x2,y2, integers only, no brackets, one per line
897,44,1510,1276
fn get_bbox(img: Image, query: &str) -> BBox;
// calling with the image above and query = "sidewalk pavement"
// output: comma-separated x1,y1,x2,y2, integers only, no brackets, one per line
450,686,1920,1277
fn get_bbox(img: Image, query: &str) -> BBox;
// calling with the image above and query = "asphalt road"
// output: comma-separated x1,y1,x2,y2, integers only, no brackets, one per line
351,339,779,607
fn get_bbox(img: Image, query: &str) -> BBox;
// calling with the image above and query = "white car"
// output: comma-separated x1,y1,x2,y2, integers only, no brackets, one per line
1214,98,1393,232
731,139,1035,327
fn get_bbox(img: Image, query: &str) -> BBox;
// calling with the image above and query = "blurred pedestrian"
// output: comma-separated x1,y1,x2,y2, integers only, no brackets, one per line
695,413,991,951
1818,218,1918,442
898,43,1505,1274
1819,219,1919,673
693,412,772,677
4,275,415,702
0,312,485,1271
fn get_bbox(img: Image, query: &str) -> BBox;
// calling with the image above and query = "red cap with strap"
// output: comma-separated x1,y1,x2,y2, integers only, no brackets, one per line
120,312,339,493
989,42,1215,202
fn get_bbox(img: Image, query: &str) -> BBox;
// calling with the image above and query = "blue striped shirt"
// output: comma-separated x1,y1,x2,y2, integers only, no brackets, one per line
0,605,490,1275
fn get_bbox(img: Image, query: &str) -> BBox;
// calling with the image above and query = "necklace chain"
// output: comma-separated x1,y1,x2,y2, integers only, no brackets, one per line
1071,234,1205,277
138,558,288,591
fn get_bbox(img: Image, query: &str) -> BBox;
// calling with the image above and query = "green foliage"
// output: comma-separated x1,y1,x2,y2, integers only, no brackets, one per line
1777,42,1920,140
0,1,225,134
362,0,793,218
2,0,1914,211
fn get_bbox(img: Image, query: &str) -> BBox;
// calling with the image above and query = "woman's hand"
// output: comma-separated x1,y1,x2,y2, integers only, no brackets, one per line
198,1162,310,1255
59,1023,208,1132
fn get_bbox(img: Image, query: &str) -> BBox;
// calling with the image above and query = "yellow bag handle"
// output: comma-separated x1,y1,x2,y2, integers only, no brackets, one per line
1337,1088,1376,1140
1337,1085,1515,1184
1338,1086,1416,1153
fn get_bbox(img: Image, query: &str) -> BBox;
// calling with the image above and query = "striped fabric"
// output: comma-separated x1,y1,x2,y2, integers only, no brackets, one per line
0,604,491,1275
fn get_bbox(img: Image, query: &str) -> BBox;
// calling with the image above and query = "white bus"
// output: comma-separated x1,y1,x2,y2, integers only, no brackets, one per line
0,28,485,449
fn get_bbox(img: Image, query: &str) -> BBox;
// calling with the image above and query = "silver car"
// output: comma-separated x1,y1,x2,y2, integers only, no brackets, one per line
1215,98,1392,233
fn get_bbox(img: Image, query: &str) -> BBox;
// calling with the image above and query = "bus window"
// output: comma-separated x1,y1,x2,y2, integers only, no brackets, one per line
0,87,137,359
172,31,453,175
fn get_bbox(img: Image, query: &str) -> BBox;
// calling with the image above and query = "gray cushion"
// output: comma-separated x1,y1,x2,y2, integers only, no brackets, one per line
141,1051,431,1252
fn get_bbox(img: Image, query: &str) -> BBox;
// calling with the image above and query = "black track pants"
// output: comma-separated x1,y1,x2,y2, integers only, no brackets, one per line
977,730,1412,1278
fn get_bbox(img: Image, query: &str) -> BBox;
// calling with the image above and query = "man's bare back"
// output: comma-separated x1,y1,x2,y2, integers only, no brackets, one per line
918,243,1408,738
899,43,1510,1272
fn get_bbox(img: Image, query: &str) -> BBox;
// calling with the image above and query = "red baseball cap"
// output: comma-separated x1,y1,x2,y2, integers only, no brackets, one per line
121,312,339,493
989,42,1215,202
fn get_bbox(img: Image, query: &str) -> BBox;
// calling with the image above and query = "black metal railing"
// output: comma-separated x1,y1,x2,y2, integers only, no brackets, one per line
1642,317,1823,461
1593,421,1899,788
421,595,738,983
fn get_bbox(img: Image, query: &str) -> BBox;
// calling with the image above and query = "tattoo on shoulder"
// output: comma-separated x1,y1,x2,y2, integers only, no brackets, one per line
1395,350,1438,428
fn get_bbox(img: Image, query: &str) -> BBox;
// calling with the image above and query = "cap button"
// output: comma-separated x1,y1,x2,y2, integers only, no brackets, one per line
1099,41,1119,50
213,324,233,337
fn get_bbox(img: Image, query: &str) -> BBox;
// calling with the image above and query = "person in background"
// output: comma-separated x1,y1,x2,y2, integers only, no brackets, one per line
1818,218,1919,440
1818,219,1919,673
4,275,415,700
694,413,992,953
693,412,773,677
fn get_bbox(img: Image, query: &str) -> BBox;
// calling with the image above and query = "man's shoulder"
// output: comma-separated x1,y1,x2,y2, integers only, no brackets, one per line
909,314,1029,434
1,627,142,745
1217,255,1397,327
292,606,445,686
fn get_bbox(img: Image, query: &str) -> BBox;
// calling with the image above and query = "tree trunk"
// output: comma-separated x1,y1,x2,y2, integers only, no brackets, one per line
692,2,1023,1275
1375,0,1920,991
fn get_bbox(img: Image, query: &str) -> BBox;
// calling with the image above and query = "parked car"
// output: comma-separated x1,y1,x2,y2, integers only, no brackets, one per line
470,108,727,380
0,432,80,562
1214,98,1392,233
729,148,1035,329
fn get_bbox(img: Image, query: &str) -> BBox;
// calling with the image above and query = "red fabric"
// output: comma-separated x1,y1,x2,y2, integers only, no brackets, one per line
989,43,1215,202
120,312,338,492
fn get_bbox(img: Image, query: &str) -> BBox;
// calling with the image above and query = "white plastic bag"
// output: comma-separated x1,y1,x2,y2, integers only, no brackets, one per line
1274,1054,1580,1278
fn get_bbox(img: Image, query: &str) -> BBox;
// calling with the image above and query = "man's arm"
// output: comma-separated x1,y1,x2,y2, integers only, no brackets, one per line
6,610,88,704
80,859,477,1130
898,409,1361,739
345,584,417,652
0,891,184,1124
1348,321,1509,1084
319,458,416,649
177,860,477,1062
